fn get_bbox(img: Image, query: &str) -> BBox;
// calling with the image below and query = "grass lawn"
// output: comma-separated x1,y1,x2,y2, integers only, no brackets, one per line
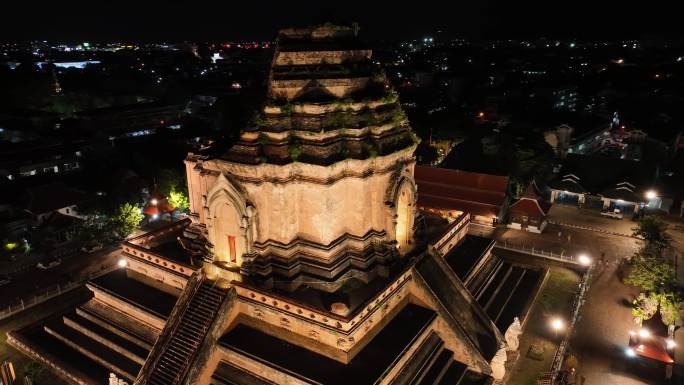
506,267,581,385
0,286,91,385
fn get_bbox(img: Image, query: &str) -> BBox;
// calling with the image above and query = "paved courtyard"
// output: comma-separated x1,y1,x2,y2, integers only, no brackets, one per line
547,204,638,236
498,202,684,384
494,220,679,385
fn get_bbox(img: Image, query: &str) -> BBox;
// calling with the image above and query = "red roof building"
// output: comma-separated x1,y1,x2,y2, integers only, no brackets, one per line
414,165,510,226
143,190,175,218
508,182,550,233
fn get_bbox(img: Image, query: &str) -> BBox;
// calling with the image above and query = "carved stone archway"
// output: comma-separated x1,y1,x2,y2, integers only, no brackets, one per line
386,172,417,253
205,173,256,266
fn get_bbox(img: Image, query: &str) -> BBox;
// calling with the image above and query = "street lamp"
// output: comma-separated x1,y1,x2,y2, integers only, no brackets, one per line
645,190,657,200
551,318,564,338
578,254,592,266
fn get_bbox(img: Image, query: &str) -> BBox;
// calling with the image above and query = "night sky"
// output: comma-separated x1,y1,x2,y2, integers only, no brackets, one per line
1,0,680,42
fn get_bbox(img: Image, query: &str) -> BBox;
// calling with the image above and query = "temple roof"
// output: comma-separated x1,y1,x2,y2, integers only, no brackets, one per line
510,181,551,217
415,165,509,217
548,154,657,200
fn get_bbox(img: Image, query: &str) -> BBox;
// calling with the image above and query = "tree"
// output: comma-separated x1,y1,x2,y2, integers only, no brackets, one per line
631,292,659,320
24,362,45,383
625,249,676,293
110,203,144,238
168,188,189,212
658,291,682,326
158,168,186,197
632,215,671,250
73,213,111,246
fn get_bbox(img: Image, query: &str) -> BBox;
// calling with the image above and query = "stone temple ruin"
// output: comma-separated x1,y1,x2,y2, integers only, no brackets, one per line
8,24,546,385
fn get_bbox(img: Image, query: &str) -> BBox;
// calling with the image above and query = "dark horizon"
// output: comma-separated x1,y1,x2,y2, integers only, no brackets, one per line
2,0,681,43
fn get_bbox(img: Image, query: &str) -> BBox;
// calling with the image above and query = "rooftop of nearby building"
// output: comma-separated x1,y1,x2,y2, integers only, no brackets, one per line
547,153,657,200
415,165,509,218
510,182,551,217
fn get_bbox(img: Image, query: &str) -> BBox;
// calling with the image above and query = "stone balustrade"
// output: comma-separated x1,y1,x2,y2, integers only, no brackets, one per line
431,213,470,256
7,332,92,385
122,244,194,278
233,269,413,354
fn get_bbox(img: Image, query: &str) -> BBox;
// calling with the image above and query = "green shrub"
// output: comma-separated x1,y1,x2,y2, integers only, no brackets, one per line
288,142,303,161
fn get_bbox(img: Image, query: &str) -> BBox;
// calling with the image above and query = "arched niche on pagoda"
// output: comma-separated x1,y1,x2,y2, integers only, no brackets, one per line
205,173,256,267
386,171,417,254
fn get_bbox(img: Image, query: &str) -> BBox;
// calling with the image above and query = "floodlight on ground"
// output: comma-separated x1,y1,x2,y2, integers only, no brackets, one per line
118,259,128,268
638,328,650,338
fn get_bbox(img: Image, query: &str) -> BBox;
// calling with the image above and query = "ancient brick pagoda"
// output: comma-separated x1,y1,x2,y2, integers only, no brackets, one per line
184,24,418,290
7,24,528,385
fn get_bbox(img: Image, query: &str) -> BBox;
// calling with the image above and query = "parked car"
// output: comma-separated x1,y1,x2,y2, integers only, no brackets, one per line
0,274,10,286
600,208,624,219
37,257,62,270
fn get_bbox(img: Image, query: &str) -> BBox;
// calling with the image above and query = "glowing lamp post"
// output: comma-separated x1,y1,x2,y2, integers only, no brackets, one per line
551,318,564,339
578,254,591,266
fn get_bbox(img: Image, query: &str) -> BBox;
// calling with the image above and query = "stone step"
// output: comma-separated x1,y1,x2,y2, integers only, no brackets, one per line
417,348,454,385
78,299,158,347
44,319,142,381
437,361,467,385
145,280,228,385
63,312,149,364
388,332,443,385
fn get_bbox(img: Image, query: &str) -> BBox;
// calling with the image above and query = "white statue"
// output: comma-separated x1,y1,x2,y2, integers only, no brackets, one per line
490,345,508,380
505,317,523,351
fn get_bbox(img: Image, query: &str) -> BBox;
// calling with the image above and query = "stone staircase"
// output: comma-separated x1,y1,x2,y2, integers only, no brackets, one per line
391,330,492,385
141,275,228,385
391,332,454,385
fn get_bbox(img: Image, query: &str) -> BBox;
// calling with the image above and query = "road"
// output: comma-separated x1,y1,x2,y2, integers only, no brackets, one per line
0,246,120,309
493,222,677,384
